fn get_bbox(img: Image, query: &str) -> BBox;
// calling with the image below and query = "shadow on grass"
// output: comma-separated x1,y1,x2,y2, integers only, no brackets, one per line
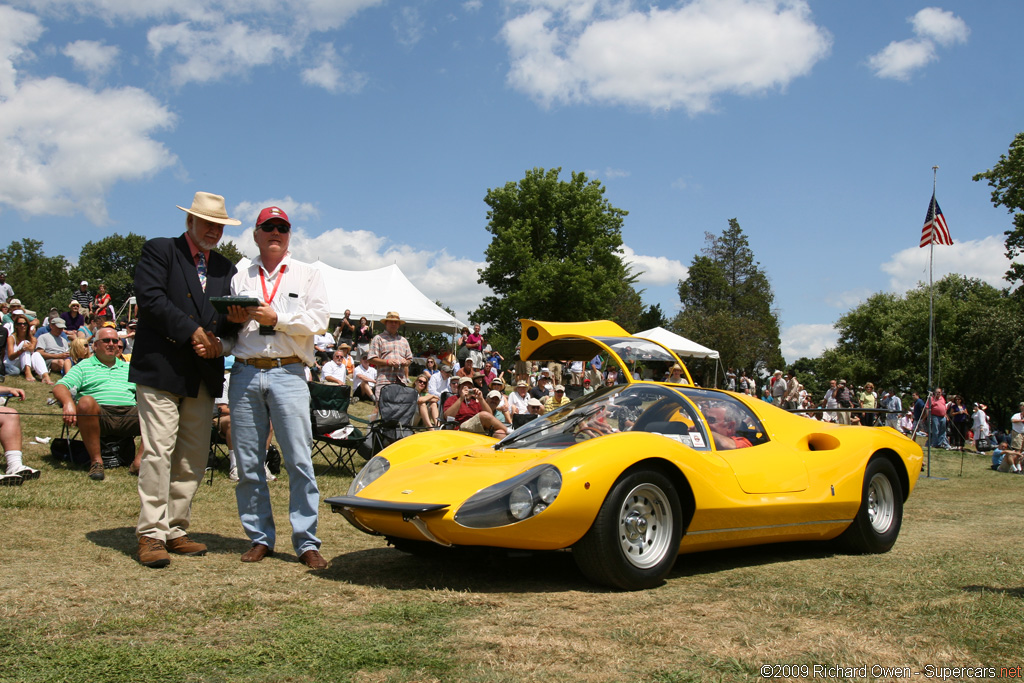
321,539,838,593
962,585,1024,598
85,526,254,559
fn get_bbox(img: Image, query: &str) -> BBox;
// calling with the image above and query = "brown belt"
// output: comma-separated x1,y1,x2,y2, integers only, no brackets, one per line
236,356,303,369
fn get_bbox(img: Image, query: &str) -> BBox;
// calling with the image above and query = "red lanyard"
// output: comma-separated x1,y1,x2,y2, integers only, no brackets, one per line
259,264,286,305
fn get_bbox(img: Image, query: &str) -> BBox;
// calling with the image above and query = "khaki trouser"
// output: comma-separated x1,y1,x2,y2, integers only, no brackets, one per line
136,384,214,542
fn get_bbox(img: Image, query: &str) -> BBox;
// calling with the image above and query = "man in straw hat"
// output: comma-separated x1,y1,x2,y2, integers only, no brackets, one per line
129,191,242,568
367,311,412,402
224,206,331,570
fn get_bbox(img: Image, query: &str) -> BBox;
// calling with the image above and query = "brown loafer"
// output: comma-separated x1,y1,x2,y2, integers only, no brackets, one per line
241,543,273,563
166,534,207,556
299,549,328,570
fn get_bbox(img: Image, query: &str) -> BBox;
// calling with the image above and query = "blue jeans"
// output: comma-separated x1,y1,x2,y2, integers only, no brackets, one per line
229,362,320,555
930,415,950,449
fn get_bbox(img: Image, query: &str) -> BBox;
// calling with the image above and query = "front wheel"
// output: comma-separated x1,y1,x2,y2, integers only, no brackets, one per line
837,457,904,553
573,469,682,590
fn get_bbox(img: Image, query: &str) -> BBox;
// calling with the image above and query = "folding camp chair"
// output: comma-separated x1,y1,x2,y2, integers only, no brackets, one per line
308,382,370,475
205,410,231,484
369,383,422,455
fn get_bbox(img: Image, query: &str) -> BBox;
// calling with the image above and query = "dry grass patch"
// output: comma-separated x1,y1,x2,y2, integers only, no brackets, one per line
1,376,1022,681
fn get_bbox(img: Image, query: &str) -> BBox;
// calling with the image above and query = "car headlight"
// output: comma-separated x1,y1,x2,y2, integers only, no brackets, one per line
454,465,561,529
347,456,390,496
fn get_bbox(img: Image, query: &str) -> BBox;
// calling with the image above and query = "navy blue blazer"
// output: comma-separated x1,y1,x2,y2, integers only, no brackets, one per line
129,234,239,398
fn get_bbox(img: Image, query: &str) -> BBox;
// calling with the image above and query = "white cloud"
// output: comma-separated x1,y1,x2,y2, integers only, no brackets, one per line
231,197,320,228
221,223,490,323
781,323,837,363
0,5,43,98
912,7,969,47
0,78,177,223
0,7,175,223
63,39,119,77
463,0,483,10
393,6,425,47
868,7,967,81
881,235,1017,292
300,43,367,93
148,21,297,87
621,245,688,286
501,0,831,112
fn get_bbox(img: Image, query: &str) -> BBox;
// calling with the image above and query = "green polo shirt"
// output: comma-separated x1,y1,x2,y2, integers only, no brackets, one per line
56,355,136,406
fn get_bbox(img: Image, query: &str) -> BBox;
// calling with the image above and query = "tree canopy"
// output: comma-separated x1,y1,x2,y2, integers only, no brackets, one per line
70,233,147,315
474,168,635,350
973,131,1024,289
673,219,783,381
0,239,72,315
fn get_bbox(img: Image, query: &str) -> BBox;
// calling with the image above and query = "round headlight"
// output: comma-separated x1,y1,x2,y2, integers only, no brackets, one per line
508,485,533,520
537,467,562,504
347,456,390,496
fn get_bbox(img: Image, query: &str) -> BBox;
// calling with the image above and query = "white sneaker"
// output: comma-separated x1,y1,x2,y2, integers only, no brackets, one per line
228,467,239,482
265,464,277,482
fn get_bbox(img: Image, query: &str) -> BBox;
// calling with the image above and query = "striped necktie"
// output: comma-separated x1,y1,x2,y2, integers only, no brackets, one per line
196,252,207,292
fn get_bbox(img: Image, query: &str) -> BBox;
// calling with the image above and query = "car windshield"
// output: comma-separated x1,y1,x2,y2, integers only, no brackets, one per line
496,384,711,451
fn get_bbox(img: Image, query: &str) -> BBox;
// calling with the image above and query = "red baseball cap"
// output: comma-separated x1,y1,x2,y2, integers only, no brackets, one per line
256,206,290,227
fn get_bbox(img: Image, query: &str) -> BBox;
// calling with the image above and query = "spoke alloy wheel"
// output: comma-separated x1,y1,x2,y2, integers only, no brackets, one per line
866,472,895,534
617,483,673,569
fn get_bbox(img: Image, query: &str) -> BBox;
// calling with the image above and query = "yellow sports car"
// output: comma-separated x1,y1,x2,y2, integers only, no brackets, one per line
326,320,923,590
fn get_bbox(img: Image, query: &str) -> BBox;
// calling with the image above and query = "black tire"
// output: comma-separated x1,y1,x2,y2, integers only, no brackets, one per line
837,457,904,554
573,469,682,591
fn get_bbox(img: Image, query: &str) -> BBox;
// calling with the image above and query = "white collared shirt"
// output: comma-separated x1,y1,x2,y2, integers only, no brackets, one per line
228,252,329,365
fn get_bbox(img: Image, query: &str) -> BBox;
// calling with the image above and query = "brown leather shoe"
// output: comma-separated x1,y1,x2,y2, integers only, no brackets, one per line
137,536,170,568
166,535,207,556
241,544,273,563
299,549,328,570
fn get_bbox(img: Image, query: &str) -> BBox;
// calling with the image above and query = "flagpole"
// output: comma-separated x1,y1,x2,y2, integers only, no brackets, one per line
926,166,939,478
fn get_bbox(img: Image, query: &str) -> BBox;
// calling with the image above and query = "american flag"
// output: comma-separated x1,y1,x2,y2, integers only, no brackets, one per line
919,192,952,247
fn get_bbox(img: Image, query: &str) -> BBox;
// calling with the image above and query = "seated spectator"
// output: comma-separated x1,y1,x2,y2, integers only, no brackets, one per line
352,356,377,403
665,364,685,384
77,313,101,342
4,312,53,384
526,397,546,416
313,329,335,362
530,373,553,401
443,377,507,438
439,374,460,409
52,326,142,480
1,386,40,482
481,360,497,386
582,378,595,396
487,389,512,424
34,308,63,338
120,319,137,358
472,371,488,394
413,374,440,428
992,441,1022,473
898,410,914,435
456,357,475,379
60,301,85,333
37,318,72,375
507,380,530,414
321,349,349,386
70,337,90,365
544,384,571,412
427,362,452,398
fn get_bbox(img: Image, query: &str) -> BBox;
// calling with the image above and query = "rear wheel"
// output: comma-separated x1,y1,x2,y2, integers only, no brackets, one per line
838,457,904,553
573,469,682,590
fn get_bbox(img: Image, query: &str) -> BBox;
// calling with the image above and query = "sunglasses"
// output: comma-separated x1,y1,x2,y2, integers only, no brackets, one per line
415,379,427,385
95,338,120,345
258,222,290,233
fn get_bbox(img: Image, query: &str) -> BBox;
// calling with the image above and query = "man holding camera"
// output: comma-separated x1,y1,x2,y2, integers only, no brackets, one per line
443,376,507,439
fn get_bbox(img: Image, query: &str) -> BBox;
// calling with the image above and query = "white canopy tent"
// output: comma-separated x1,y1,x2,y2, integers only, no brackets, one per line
310,262,468,332
236,259,468,333
634,327,719,360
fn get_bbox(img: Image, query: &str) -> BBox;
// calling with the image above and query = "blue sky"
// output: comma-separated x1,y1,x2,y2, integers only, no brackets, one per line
1,0,1021,362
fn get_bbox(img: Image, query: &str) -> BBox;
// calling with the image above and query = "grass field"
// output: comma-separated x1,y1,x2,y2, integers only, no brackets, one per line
1,376,1022,683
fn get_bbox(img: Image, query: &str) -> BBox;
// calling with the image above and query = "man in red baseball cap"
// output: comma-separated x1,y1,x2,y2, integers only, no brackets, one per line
223,205,332,570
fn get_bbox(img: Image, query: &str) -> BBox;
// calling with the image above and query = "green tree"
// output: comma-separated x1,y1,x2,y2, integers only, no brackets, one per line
820,274,1020,423
217,240,246,265
973,131,1024,288
672,219,783,381
474,168,635,343
70,233,147,317
637,303,668,332
0,239,72,315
